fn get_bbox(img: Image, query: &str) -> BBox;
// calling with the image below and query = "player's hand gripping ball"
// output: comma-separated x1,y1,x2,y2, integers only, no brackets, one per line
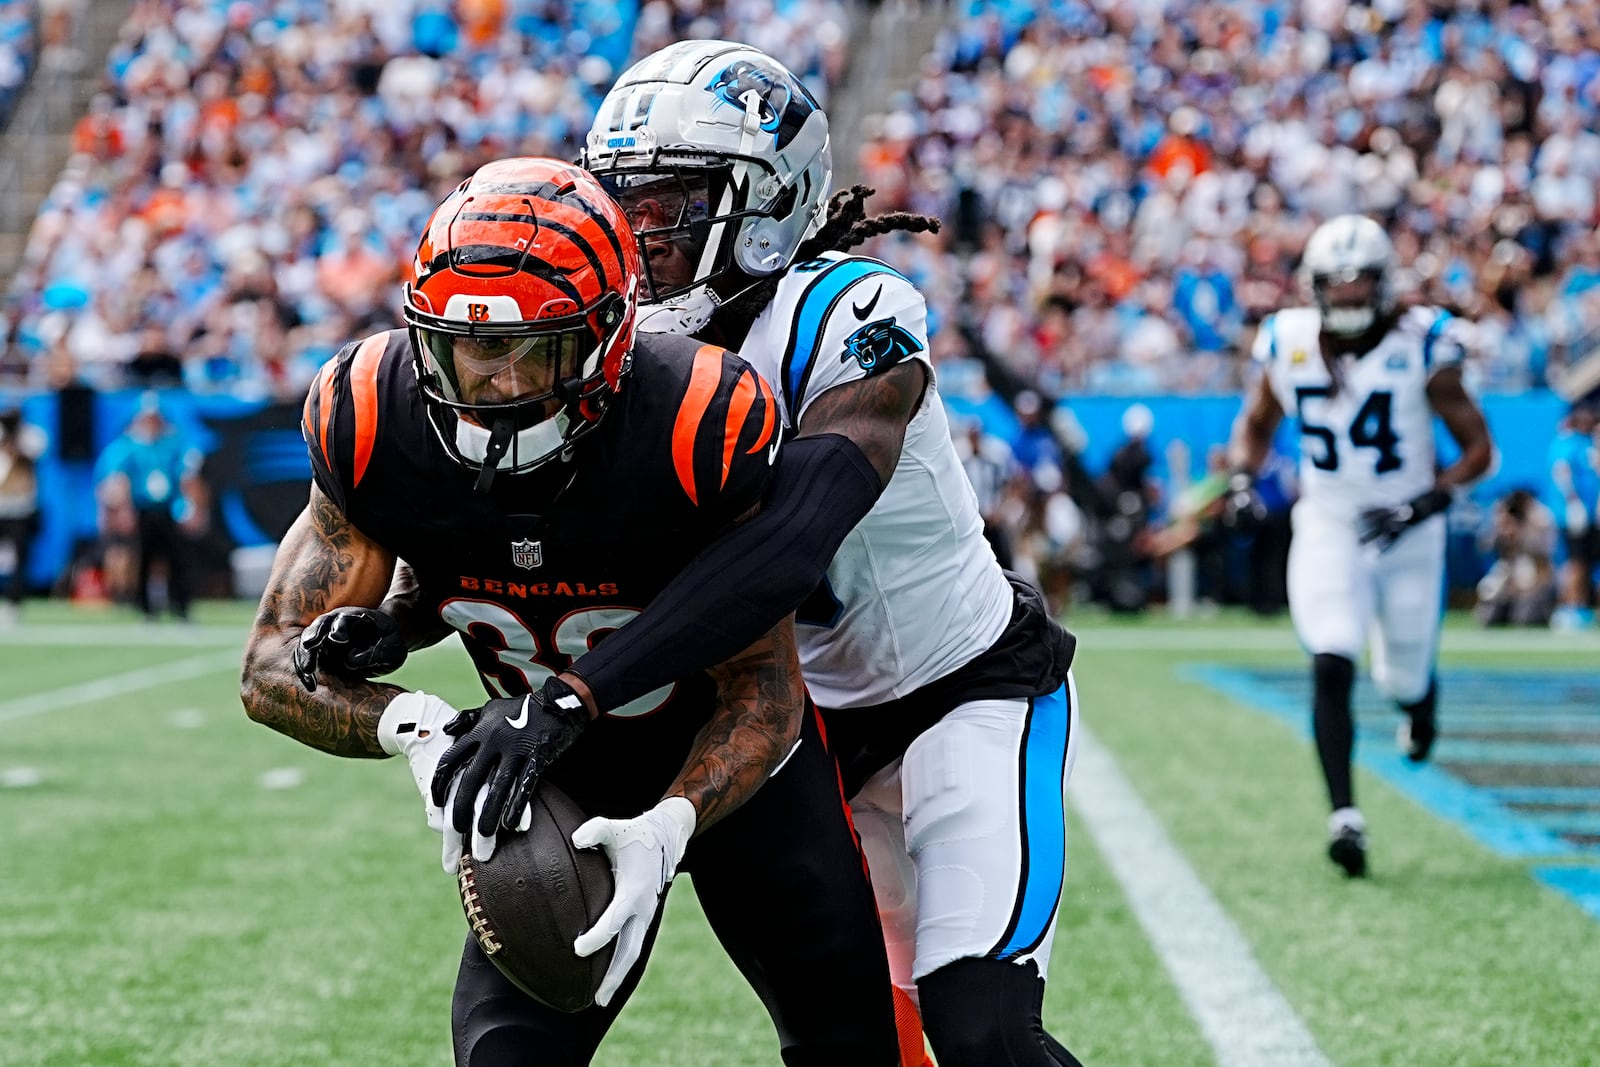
455,780,616,1012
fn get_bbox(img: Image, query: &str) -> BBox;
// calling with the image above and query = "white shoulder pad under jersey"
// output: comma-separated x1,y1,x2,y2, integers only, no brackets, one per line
1255,305,1462,515
736,251,1011,709
739,250,931,428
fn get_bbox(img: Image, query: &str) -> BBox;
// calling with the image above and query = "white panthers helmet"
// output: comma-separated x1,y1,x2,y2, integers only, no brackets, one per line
1300,214,1396,337
583,40,832,334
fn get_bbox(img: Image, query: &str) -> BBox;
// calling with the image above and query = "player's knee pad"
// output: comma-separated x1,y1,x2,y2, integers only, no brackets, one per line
917,957,1066,1067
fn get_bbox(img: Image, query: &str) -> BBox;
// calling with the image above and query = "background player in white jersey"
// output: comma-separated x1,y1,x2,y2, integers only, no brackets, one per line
1228,214,1493,877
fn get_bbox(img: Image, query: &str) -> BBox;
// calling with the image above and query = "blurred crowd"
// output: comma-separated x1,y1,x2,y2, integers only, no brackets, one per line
0,0,847,397
856,0,1600,398
1,0,1599,628
0,0,36,127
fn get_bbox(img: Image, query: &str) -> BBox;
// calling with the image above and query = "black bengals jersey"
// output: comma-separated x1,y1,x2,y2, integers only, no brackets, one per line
302,328,783,816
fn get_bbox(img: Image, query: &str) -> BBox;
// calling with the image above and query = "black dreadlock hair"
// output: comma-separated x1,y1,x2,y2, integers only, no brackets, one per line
709,184,940,345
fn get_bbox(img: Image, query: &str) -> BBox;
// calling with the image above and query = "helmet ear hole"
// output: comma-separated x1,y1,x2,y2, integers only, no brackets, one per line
768,184,798,222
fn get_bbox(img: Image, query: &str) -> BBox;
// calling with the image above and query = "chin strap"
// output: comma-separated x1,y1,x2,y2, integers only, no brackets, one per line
474,418,516,493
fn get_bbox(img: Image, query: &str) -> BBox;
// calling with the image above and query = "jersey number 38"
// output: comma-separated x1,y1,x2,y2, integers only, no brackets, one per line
440,599,675,719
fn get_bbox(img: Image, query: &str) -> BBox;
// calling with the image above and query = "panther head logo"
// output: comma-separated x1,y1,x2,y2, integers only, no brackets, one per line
706,60,795,136
841,317,923,374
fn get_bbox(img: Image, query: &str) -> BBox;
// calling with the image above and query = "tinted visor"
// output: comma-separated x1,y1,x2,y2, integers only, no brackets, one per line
597,168,733,300
418,324,596,422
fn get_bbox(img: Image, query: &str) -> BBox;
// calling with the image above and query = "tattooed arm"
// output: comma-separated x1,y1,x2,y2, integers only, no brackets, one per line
795,359,927,481
662,615,805,833
240,483,403,757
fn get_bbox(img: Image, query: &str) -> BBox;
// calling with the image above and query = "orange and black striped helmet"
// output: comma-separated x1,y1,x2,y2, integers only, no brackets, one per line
402,158,641,484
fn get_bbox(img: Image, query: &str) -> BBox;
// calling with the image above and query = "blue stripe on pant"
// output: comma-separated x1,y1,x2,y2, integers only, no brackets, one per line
994,681,1072,960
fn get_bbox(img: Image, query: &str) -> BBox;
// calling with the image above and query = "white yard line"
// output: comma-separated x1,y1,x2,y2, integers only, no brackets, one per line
1071,726,1333,1067
0,650,243,724
1077,627,1598,654
0,624,242,647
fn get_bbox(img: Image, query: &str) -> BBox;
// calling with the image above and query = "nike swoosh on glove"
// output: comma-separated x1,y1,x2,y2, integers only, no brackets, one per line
430,675,589,862
571,796,697,1007
378,691,479,873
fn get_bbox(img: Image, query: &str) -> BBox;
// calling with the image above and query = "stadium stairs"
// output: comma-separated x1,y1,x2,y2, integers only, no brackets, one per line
831,0,951,187
0,0,134,294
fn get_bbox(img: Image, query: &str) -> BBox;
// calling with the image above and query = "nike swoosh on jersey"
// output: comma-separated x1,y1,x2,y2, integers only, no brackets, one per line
768,439,781,464
505,695,531,729
852,285,882,320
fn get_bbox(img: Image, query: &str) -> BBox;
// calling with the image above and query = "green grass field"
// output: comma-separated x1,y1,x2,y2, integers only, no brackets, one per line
3,602,1599,1066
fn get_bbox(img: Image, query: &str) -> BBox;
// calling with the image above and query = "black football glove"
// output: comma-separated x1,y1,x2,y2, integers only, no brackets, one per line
293,607,408,692
1220,471,1267,531
1358,487,1452,551
430,674,590,840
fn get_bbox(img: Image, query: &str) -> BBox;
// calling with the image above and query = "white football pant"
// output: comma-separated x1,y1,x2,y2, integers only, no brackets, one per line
848,673,1079,1003
1288,503,1445,704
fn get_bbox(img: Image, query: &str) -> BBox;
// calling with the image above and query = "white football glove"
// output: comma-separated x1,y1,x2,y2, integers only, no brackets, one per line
377,691,473,874
571,796,697,1007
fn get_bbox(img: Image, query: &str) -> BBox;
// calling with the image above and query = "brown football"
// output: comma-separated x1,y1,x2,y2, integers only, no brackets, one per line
456,781,615,1012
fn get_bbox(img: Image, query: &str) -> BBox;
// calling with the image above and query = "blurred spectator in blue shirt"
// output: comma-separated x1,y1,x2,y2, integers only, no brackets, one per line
1548,403,1599,629
95,393,206,621
1009,389,1062,477
1172,243,1241,354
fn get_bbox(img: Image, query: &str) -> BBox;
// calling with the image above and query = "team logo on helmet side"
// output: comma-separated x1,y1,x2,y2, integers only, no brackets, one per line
841,317,922,374
704,59,816,148
707,61,789,131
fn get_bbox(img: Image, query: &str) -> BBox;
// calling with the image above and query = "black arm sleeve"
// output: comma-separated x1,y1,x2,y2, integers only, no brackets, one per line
570,432,883,713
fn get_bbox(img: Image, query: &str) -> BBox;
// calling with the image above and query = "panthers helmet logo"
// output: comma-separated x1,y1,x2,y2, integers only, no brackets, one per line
841,317,923,374
706,60,794,136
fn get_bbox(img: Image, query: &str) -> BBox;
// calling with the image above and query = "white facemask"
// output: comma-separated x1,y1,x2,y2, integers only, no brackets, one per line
635,286,722,336
1322,306,1376,336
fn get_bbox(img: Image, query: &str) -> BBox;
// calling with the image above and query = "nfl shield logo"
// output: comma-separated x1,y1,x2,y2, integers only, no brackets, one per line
510,539,543,570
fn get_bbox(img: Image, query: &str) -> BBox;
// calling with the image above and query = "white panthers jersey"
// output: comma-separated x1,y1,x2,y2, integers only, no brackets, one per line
1253,305,1465,515
736,250,1013,709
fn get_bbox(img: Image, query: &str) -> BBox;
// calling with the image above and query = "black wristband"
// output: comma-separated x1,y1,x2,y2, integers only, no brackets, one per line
538,674,590,728
1407,487,1453,524
572,433,884,713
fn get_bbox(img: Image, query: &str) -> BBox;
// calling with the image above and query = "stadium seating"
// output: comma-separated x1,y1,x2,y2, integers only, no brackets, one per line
0,0,847,398
0,1,36,130
856,0,1600,398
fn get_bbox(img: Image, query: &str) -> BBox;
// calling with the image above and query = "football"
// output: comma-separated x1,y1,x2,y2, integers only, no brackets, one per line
455,781,616,1012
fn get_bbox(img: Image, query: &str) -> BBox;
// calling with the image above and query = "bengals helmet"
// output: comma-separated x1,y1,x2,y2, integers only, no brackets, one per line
583,40,831,334
403,158,640,483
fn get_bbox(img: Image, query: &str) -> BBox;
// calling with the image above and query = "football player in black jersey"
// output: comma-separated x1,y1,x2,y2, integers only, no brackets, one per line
239,158,902,1066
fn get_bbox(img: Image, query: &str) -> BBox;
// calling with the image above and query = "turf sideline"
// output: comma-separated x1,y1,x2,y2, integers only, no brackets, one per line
1071,727,1332,1067
0,650,243,724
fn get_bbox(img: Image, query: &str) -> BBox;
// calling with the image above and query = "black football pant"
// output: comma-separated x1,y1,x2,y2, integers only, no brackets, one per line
452,707,901,1066
0,515,34,604
135,507,190,619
